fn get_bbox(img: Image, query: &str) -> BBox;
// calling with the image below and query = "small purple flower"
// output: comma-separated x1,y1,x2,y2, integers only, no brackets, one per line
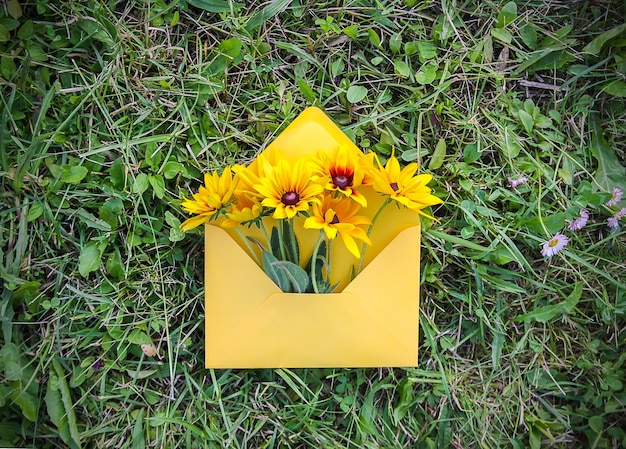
615,207,626,220
605,187,623,207
541,232,569,257
608,217,619,228
508,175,529,188
567,209,589,231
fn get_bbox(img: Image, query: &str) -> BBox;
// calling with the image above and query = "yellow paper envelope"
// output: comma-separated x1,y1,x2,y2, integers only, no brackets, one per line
205,107,422,368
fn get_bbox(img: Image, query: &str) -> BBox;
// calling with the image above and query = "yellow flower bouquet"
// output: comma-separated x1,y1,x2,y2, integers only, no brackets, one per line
180,107,442,368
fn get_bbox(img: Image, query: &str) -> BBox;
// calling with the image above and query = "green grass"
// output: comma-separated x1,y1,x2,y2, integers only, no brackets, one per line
1,0,626,448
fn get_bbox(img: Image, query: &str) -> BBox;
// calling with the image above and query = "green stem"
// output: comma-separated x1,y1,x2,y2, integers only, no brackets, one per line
311,231,325,294
287,218,298,264
234,227,262,267
261,220,272,249
277,219,287,261
356,197,392,274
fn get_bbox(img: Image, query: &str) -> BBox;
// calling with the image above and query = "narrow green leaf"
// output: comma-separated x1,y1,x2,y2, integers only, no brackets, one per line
244,0,291,32
76,208,112,232
262,251,289,291
583,23,626,56
367,29,381,47
272,260,309,293
110,158,126,189
52,360,81,448
132,409,146,449
297,79,317,103
186,0,243,13
428,138,446,170
46,373,71,445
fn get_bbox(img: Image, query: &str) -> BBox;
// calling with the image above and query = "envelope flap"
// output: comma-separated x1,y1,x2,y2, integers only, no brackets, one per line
205,224,280,337
344,225,421,342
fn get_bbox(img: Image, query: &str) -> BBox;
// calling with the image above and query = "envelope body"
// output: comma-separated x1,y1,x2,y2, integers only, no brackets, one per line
205,107,422,368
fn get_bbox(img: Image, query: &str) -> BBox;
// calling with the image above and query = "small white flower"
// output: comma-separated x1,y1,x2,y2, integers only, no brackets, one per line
507,175,528,189
541,232,569,257
605,187,623,207
567,209,589,231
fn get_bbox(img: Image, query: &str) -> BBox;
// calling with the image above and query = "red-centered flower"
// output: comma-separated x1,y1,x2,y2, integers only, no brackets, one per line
313,146,371,207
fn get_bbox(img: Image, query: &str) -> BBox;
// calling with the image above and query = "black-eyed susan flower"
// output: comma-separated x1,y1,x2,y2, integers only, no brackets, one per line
253,158,325,219
222,189,263,228
180,167,236,231
312,145,372,207
304,194,371,258
371,153,443,218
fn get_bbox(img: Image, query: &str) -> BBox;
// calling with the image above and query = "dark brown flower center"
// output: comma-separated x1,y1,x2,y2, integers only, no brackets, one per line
333,174,353,189
390,182,399,191
281,191,300,206
330,213,340,225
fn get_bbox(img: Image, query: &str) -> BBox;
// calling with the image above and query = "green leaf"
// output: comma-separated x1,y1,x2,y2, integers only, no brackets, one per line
1,56,16,79
105,251,125,280
4,361,22,381
602,80,626,97
428,138,446,170
415,61,438,85
271,260,310,293
518,109,534,135
244,0,291,32
367,29,381,47
133,173,150,194
393,60,411,78
342,24,358,39
27,201,44,222
128,329,152,345
589,116,626,200
0,24,9,43
17,19,33,40
297,79,317,103
346,85,368,103
186,0,243,13
163,161,184,179
149,174,165,199
389,33,402,53
496,1,517,28
514,284,581,323
463,142,482,163
262,251,289,291
417,41,437,62
46,361,81,447
60,165,88,184
491,27,512,44
79,242,101,277
6,0,22,19
132,409,146,449
110,158,126,189
519,23,537,50
76,208,112,232
583,23,626,56
218,37,242,59
12,389,38,422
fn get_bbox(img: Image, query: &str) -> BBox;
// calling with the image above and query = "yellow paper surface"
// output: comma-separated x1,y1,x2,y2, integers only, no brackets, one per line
205,106,422,368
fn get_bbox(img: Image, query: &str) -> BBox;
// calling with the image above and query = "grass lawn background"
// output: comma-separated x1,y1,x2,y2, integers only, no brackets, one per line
1,0,626,447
